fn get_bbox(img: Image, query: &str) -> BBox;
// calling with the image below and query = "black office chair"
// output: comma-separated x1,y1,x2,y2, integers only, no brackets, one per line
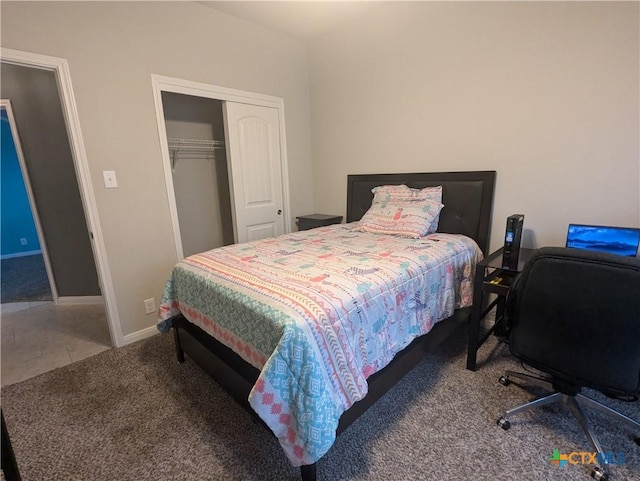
496,247,640,481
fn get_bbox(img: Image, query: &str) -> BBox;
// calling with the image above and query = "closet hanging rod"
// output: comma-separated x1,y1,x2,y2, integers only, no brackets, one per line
167,138,225,173
167,138,225,149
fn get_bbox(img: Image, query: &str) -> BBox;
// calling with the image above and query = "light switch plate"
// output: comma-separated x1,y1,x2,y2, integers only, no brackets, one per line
103,170,118,188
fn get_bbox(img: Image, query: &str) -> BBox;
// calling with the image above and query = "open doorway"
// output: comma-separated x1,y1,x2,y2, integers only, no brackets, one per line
0,50,119,385
1,101,54,305
161,92,234,257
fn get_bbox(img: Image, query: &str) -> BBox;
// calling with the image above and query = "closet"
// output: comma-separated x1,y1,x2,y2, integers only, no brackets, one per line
161,92,234,257
154,76,290,259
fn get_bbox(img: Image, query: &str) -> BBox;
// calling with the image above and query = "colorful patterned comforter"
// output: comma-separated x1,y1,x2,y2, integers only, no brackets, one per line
157,223,482,466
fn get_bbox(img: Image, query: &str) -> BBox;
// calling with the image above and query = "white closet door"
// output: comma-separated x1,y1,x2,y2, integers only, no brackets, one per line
223,102,285,243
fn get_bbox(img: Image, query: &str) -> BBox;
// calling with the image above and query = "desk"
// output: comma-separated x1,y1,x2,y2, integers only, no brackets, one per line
466,247,535,371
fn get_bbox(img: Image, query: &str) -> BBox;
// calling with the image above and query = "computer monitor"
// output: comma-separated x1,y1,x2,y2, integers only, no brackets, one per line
566,224,640,257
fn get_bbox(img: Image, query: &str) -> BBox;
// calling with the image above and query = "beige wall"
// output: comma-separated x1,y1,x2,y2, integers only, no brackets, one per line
1,1,314,338
2,1,639,339
309,2,640,252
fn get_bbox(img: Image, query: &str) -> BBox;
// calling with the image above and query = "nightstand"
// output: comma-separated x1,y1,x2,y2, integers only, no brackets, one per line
296,214,343,231
466,246,535,371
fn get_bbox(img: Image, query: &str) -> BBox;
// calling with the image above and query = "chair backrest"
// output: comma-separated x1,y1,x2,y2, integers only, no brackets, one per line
507,247,640,397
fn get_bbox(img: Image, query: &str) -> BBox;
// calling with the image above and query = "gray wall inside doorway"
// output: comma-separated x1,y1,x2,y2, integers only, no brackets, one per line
1,63,100,297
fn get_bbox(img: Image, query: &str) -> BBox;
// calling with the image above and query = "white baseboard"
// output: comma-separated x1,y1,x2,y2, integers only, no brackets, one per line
121,325,159,346
0,249,42,260
56,296,104,305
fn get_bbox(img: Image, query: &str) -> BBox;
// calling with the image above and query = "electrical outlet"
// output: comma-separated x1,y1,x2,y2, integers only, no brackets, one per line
144,298,156,315
20,238,28,246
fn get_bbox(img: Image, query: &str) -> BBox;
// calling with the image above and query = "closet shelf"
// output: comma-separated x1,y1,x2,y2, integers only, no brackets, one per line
167,138,225,149
167,138,225,171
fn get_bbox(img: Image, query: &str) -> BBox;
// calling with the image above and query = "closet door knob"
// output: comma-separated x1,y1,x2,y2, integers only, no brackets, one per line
277,209,282,215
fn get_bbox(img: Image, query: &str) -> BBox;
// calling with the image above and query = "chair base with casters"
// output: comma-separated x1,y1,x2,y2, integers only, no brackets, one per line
496,370,640,481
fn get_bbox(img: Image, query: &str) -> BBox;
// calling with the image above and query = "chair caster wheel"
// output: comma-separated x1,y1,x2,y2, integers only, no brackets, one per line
497,417,510,430
498,375,511,386
591,466,608,481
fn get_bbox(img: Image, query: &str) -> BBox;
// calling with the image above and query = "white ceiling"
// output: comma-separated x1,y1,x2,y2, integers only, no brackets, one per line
199,1,377,41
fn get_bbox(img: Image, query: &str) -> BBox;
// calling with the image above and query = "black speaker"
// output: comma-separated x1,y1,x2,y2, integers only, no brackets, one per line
503,214,524,270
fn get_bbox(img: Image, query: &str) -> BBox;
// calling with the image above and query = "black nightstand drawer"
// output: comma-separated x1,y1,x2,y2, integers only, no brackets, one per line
296,214,343,231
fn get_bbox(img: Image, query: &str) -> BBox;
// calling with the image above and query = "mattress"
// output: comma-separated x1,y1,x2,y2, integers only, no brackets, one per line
157,223,482,465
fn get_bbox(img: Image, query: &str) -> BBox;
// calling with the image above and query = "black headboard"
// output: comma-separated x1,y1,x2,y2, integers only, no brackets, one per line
346,171,496,255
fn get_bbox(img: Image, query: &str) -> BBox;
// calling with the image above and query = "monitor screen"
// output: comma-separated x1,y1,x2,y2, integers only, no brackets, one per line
566,224,640,257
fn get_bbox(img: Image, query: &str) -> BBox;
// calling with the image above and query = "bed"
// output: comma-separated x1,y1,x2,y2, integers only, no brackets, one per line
157,170,496,480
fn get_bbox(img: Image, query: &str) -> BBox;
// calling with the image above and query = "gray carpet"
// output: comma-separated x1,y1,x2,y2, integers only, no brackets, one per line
1,254,52,303
2,325,639,481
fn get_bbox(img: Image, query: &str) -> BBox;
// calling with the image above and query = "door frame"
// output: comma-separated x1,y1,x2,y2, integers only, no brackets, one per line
1,99,59,302
150,74,292,260
1,48,123,347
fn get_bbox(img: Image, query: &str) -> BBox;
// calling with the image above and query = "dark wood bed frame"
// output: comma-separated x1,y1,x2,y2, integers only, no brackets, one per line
170,170,496,480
